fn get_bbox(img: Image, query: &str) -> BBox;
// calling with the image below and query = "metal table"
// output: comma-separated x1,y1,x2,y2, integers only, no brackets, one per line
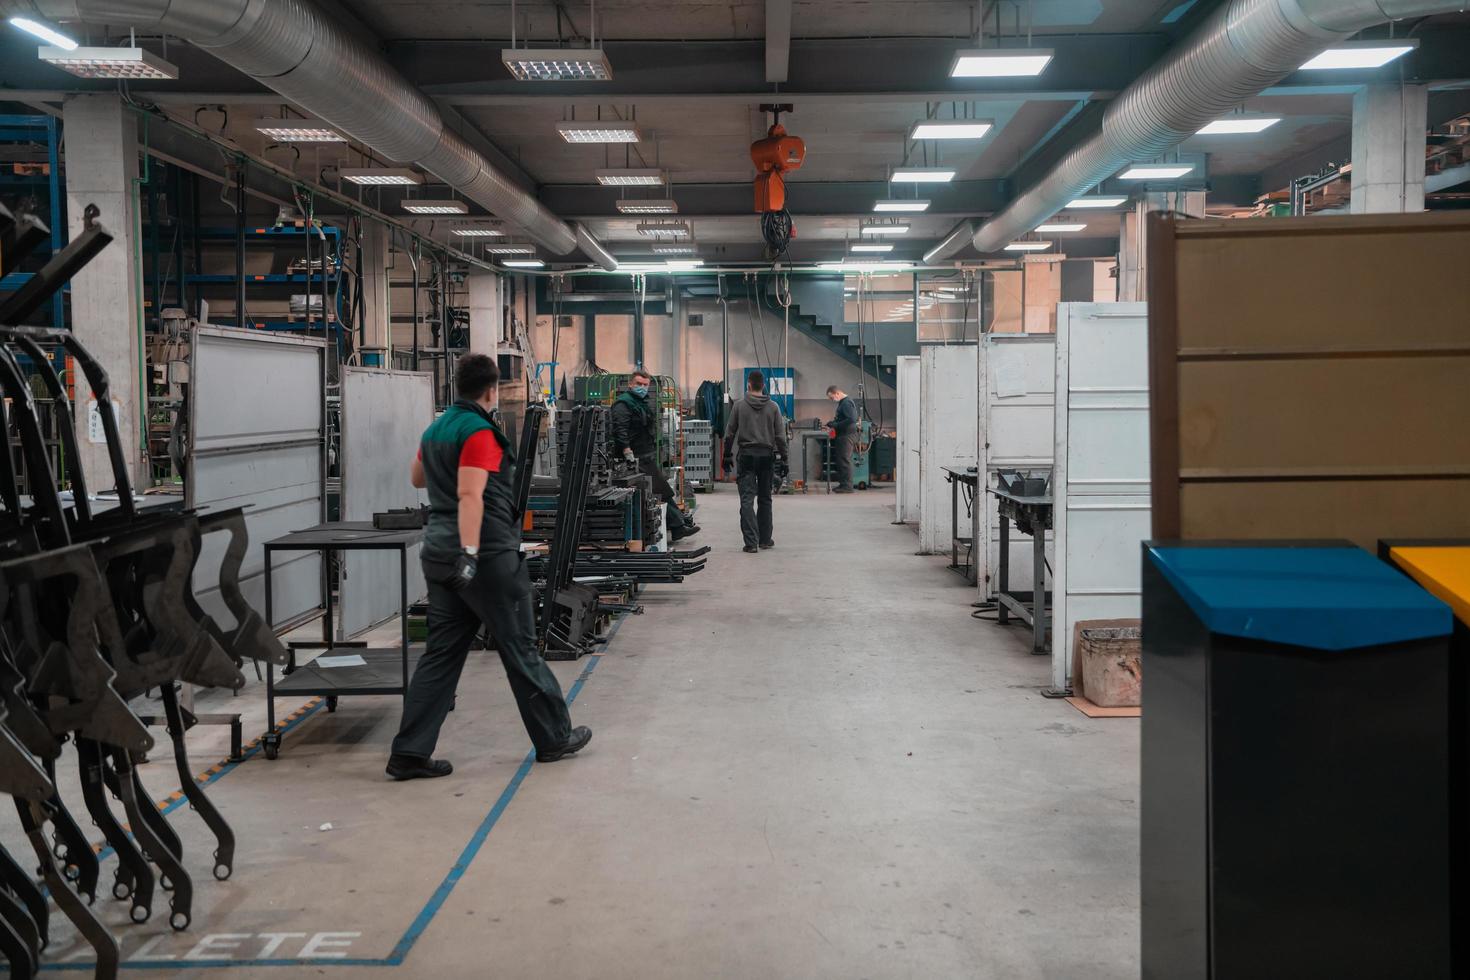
989,486,1053,654
942,466,978,584
261,522,424,759
798,429,834,493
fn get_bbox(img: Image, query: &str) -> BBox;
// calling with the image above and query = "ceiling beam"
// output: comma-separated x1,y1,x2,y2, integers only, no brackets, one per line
538,179,1010,217
766,0,792,84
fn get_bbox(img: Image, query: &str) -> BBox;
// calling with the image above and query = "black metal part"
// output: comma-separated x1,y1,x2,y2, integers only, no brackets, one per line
79,739,153,920
161,683,235,880
17,798,119,980
0,205,111,326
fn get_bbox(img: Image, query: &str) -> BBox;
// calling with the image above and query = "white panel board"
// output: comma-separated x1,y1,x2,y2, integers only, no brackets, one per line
1052,302,1150,692
894,355,921,523
339,368,434,637
978,334,1055,598
188,327,326,629
918,345,978,554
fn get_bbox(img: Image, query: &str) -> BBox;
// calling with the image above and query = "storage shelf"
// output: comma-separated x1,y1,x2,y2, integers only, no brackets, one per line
185,273,332,284
196,225,341,240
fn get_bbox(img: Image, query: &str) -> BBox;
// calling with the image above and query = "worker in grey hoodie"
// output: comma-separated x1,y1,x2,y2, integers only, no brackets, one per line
724,370,788,553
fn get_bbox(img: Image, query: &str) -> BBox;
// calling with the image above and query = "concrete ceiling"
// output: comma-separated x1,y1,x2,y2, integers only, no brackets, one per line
3,0,1470,263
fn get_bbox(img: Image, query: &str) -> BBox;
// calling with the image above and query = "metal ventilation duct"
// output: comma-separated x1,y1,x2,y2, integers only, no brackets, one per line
16,0,614,265
942,0,1469,257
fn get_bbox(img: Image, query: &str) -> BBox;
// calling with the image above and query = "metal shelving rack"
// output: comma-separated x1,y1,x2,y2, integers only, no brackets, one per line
0,114,65,327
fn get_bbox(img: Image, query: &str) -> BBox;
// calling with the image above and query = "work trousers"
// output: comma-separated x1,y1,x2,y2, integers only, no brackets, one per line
392,551,571,759
737,450,775,548
832,431,857,489
638,454,690,533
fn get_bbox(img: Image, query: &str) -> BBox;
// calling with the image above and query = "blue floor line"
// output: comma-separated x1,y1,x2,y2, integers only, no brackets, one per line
43,616,622,972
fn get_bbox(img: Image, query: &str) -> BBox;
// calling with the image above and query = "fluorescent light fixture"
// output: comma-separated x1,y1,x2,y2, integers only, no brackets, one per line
1035,223,1087,233
616,199,679,214
501,47,612,81
557,121,641,143
950,48,1053,78
1004,241,1052,252
340,167,422,186
596,168,664,186
256,118,346,142
890,168,956,183
484,243,536,254
401,199,468,214
1066,196,1128,209
637,220,692,237
861,224,910,236
9,16,76,50
1196,117,1281,135
502,259,546,268
620,260,705,273
450,227,505,237
651,244,697,255
37,46,177,79
1300,40,1417,71
818,260,914,271
1119,164,1196,180
910,121,994,140
874,199,930,213
850,243,895,253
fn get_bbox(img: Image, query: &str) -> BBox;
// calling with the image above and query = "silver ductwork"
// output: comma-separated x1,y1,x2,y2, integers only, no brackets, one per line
19,0,616,264
922,220,976,264
967,0,1469,255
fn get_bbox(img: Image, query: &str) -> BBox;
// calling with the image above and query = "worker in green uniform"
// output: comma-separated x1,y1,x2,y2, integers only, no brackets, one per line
387,353,591,781
610,369,701,542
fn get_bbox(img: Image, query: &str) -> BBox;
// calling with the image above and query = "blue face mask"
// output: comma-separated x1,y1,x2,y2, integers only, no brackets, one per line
631,385,649,398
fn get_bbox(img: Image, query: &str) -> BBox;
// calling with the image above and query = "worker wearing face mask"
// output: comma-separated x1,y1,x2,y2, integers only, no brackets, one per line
610,370,701,542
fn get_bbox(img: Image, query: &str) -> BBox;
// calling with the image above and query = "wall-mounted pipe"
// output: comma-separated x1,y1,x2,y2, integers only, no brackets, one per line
970,0,1470,253
13,0,604,259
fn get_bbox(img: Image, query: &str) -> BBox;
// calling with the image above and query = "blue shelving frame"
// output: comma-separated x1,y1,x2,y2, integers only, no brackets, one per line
0,115,65,327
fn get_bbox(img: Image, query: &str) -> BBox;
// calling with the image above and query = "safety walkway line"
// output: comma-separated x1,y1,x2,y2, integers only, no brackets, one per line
43,614,624,972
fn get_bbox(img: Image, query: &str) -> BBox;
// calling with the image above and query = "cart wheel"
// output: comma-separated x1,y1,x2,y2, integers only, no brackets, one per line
857,481,868,490
263,742,279,761
325,696,338,713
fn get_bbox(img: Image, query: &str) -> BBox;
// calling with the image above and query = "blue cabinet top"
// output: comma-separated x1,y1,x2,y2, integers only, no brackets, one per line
1147,544,1452,651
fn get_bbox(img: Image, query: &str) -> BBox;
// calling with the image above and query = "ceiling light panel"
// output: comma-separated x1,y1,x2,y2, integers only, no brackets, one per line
557,121,641,143
38,46,177,79
450,227,505,237
340,167,422,186
637,220,692,238
256,118,346,142
1300,41,1417,71
861,224,911,236
949,48,1053,78
1119,164,1196,180
850,243,894,253
818,261,914,271
891,168,956,183
9,17,76,49
910,121,994,140
1005,242,1052,252
485,244,537,254
1066,196,1128,209
616,199,679,214
651,244,697,255
1196,117,1281,135
1035,223,1087,233
401,199,469,214
502,259,545,268
596,169,664,186
501,47,612,81
874,200,930,213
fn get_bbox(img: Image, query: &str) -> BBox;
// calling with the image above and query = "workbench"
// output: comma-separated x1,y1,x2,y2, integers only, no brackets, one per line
942,466,978,584
798,429,834,492
260,522,424,759
989,480,1053,654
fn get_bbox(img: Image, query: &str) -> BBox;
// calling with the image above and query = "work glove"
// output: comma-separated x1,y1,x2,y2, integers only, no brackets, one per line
448,549,478,592
622,448,637,464
827,428,837,440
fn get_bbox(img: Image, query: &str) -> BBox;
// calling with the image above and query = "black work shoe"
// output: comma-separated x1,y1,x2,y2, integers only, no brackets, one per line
743,544,759,553
386,754,453,781
681,524,702,538
833,487,854,494
759,540,775,550
537,726,593,763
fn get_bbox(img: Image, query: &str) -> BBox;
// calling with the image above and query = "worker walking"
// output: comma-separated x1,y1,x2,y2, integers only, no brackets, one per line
611,369,701,542
388,354,591,781
725,370,788,554
825,385,859,493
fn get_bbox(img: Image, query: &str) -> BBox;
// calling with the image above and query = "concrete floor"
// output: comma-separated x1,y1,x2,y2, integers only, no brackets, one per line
10,486,1140,978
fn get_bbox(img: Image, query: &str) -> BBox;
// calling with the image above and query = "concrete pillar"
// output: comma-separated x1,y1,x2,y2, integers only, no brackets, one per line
1351,83,1428,214
62,94,145,493
1118,191,1205,302
358,220,391,357
467,272,501,355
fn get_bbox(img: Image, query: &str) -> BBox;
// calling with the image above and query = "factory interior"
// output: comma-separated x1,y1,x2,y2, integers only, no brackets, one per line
0,0,1469,977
